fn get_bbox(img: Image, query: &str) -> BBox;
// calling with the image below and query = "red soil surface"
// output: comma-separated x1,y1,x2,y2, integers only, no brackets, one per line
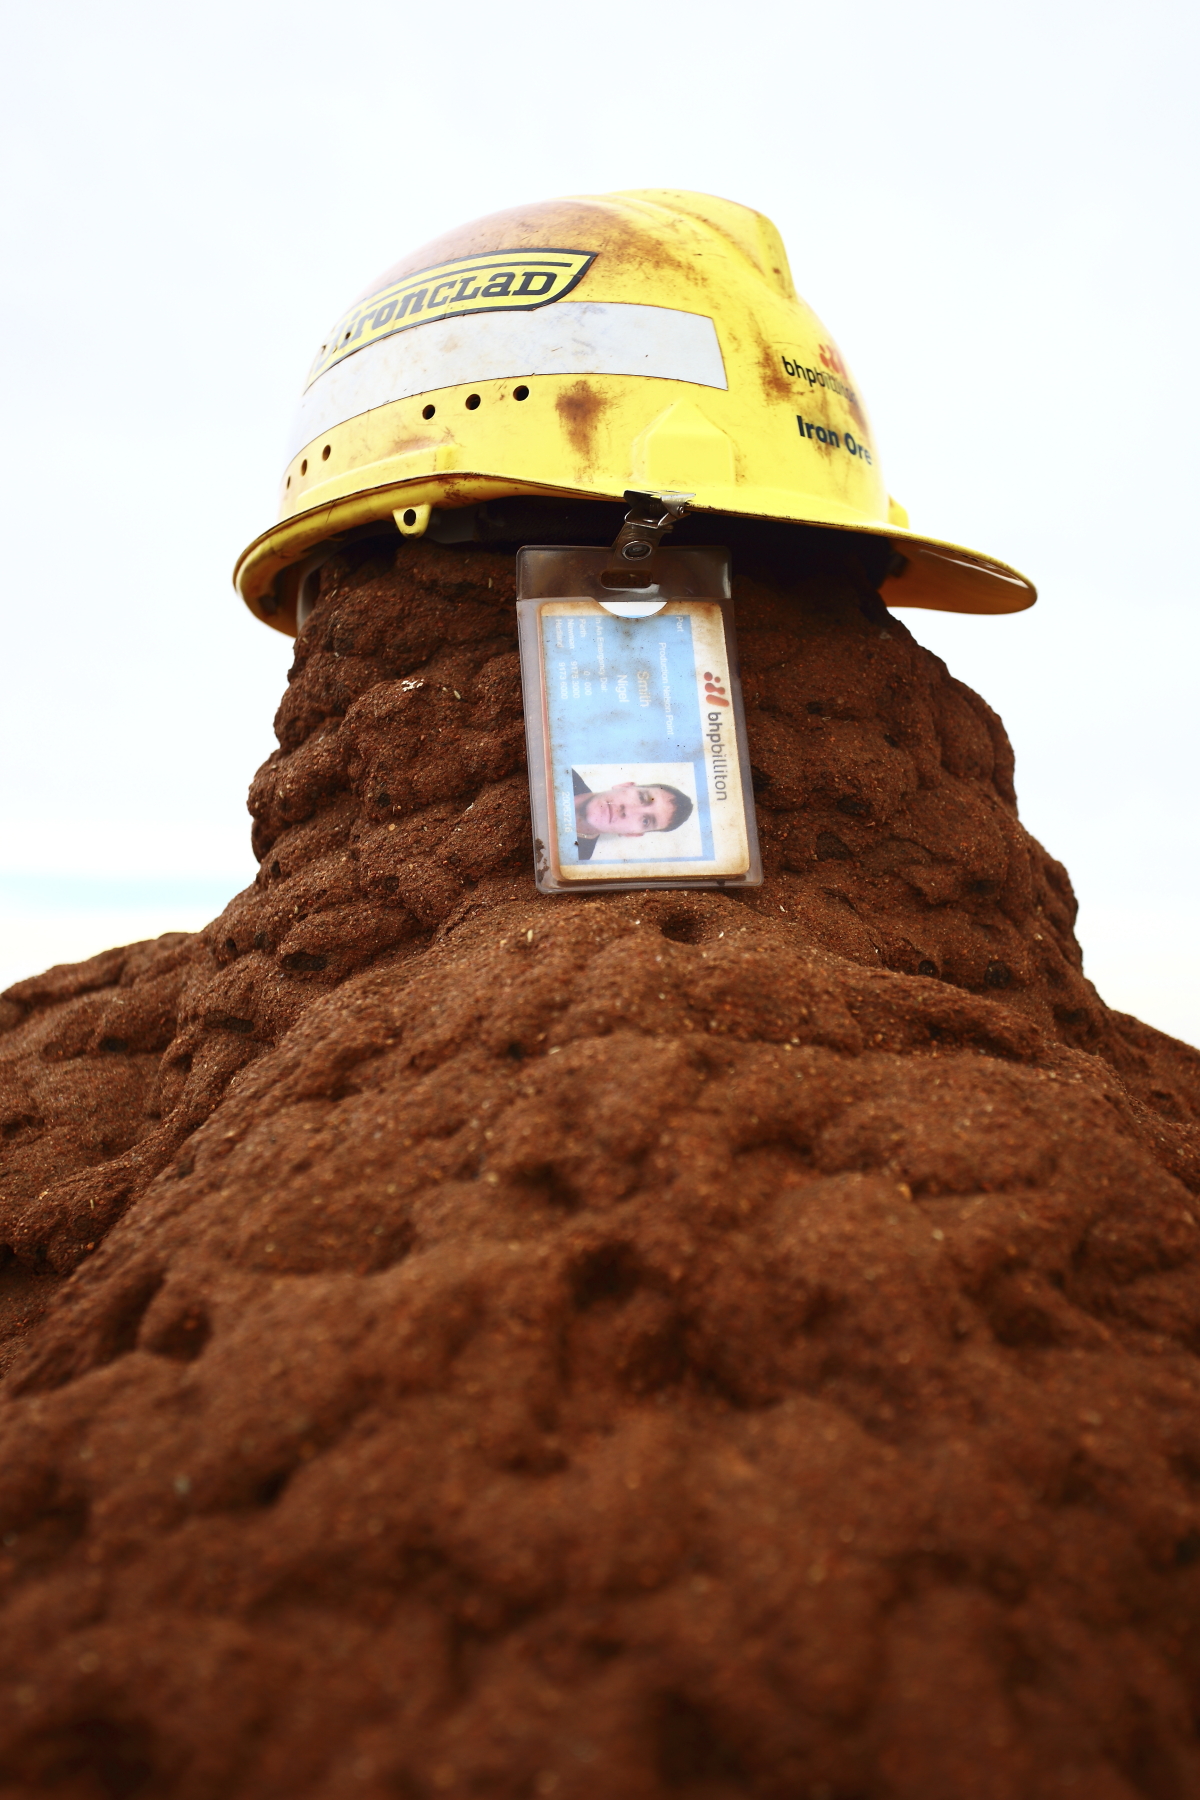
2,538,1200,1799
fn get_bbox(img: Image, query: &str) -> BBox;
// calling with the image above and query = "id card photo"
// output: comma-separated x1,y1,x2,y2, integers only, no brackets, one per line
518,595,761,892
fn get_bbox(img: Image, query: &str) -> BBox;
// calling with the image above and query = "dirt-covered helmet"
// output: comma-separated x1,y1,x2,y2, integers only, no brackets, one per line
235,189,1035,633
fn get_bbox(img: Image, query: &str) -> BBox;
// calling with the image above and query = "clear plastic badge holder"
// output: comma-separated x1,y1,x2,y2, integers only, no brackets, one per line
517,541,762,894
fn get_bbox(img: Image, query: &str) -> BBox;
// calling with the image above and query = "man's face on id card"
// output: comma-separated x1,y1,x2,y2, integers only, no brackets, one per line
579,782,679,837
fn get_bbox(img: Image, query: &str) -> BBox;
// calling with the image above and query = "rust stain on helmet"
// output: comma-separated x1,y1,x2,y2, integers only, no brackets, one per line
361,197,686,299
755,338,795,407
555,381,609,462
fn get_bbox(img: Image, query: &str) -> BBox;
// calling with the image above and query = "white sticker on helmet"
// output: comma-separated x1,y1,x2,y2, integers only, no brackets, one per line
286,302,728,460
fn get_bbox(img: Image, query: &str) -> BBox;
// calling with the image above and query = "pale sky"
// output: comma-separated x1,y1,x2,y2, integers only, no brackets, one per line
2,0,1197,1044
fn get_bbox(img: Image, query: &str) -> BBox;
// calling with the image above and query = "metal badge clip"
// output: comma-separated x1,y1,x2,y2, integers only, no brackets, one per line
601,490,693,588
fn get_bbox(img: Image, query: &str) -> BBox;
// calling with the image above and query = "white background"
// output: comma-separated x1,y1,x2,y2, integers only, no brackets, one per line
2,0,1196,1044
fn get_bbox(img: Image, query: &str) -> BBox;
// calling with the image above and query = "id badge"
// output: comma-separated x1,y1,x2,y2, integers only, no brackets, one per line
517,546,762,893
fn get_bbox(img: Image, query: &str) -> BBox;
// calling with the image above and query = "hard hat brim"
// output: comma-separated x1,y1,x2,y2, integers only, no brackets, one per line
234,475,1034,635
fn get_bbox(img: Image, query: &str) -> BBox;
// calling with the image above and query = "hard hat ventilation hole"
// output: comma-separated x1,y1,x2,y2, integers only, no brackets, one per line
321,445,331,461
402,509,418,527
422,404,436,420
300,459,308,475
513,385,530,401
465,394,481,410
286,476,291,488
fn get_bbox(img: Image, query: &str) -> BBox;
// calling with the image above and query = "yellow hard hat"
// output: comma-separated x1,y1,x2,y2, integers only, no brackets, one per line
235,189,1035,634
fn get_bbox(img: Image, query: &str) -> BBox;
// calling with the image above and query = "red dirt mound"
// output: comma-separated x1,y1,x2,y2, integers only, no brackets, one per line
2,537,1200,1799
